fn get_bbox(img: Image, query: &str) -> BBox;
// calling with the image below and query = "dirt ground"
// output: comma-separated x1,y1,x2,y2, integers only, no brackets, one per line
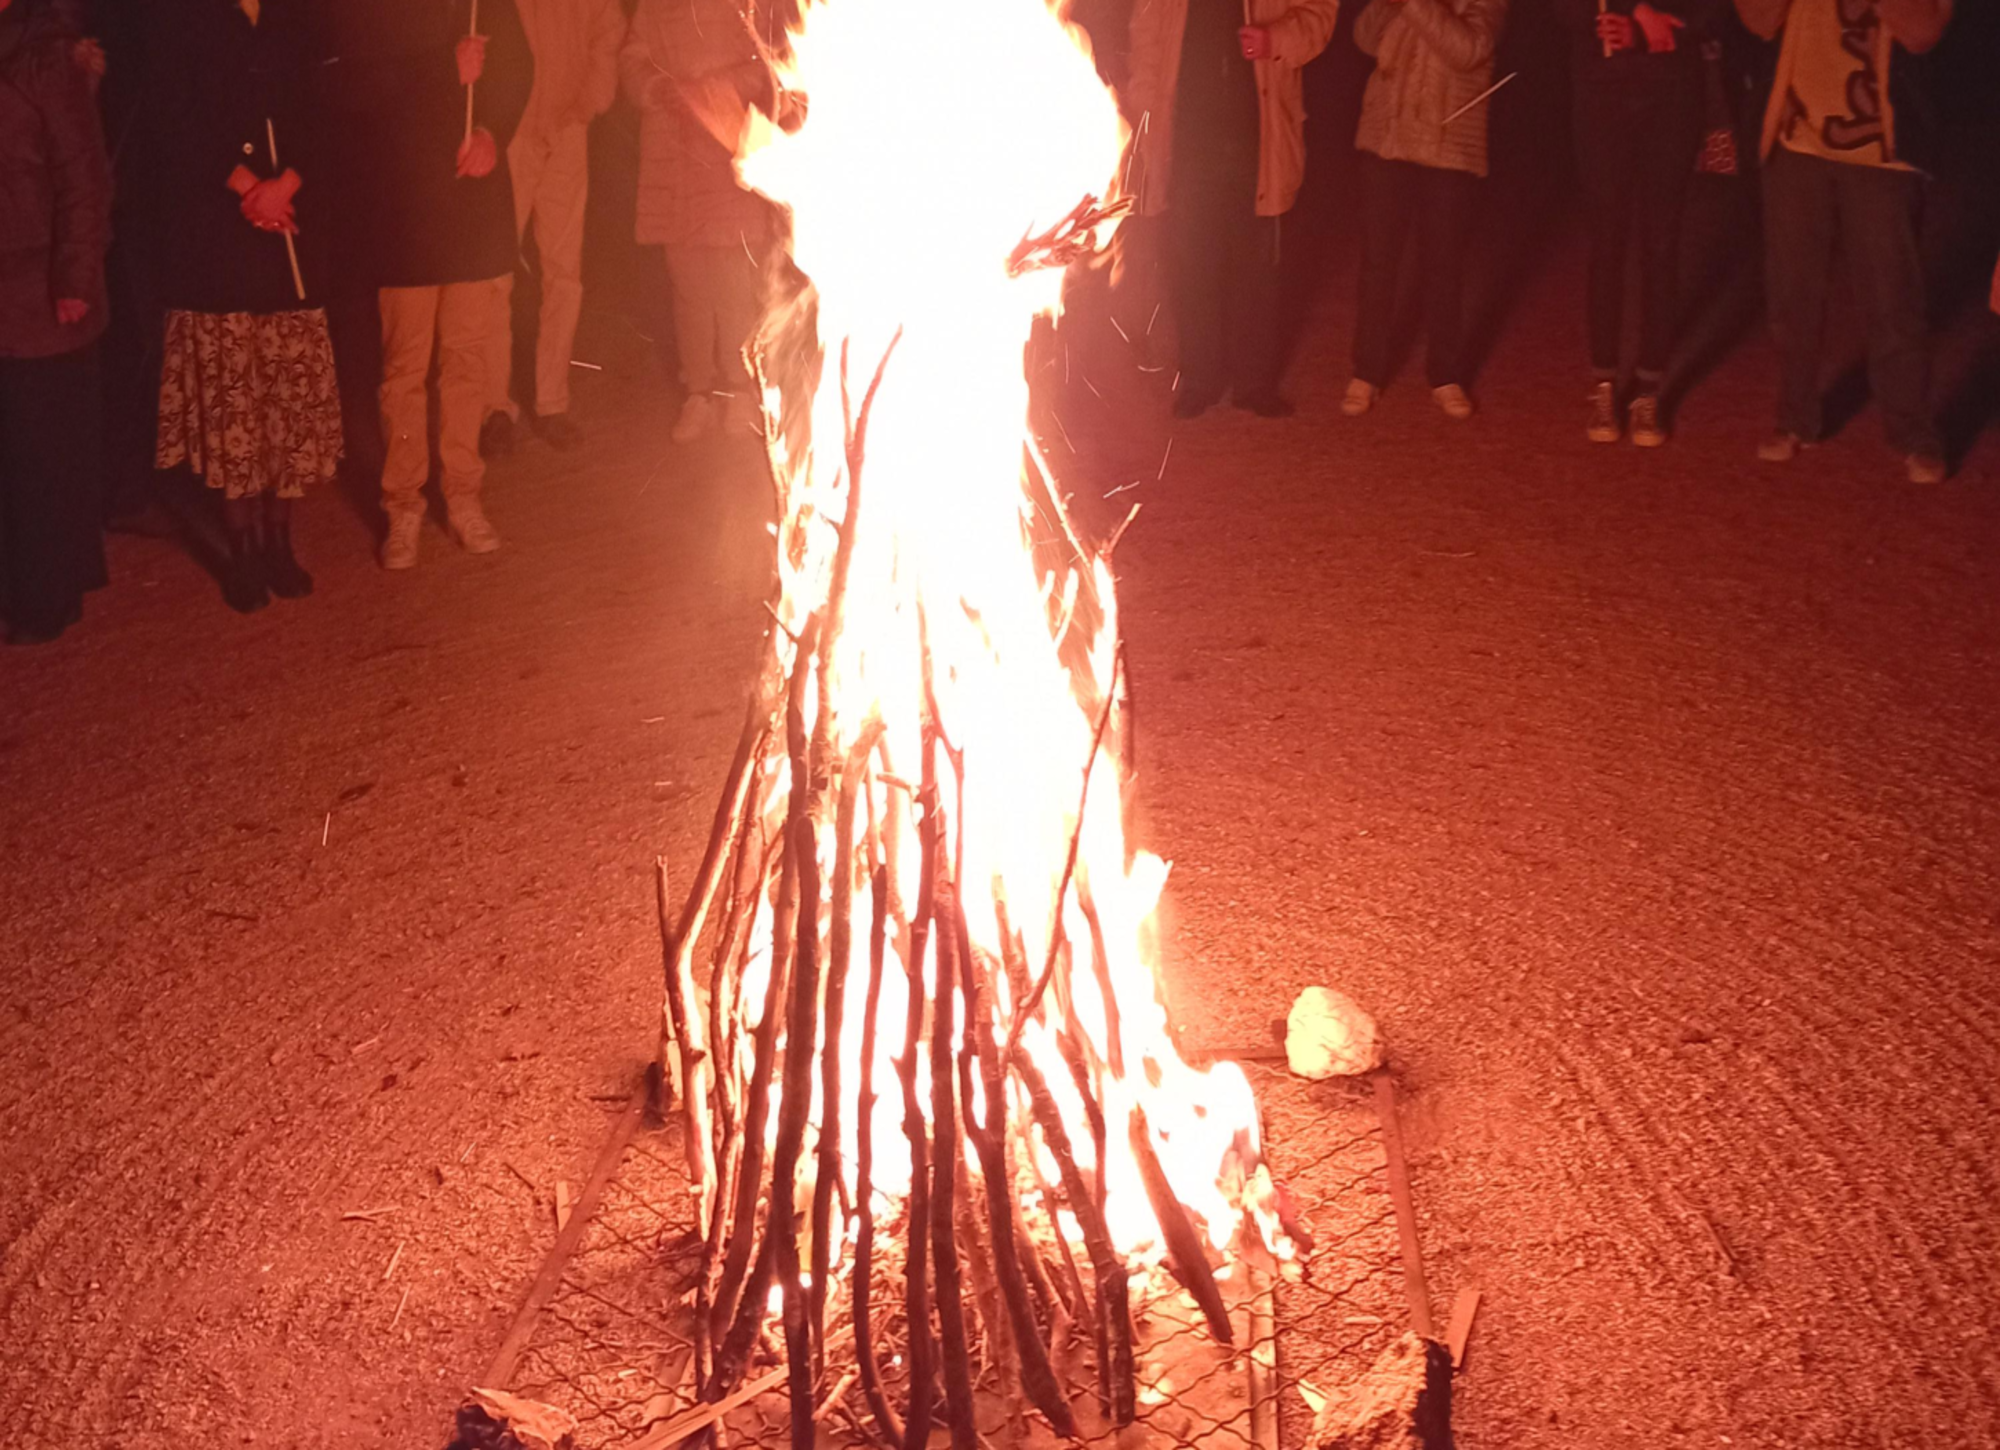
4,186,1999,1450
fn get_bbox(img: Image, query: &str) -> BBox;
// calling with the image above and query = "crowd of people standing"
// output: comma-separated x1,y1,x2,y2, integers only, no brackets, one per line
0,0,1990,648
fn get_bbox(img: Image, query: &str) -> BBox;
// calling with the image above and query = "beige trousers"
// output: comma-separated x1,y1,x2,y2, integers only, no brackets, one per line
378,280,499,516
489,123,590,420
663,243,762,396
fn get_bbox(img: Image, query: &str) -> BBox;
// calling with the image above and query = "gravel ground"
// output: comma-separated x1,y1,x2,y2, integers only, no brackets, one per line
2,199,1997,1450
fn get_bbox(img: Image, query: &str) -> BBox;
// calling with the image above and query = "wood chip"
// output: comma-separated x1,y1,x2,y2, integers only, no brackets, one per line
554,1180,573,1232
383,1240,404,1282
340,1206,398,1222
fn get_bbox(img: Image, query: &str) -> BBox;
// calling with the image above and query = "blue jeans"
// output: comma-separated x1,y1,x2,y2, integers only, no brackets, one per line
1761,146,1938,455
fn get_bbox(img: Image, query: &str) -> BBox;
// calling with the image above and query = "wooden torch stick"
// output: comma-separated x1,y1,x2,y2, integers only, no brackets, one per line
464,0,480,146
1598,0,1614,58
264,118,305,302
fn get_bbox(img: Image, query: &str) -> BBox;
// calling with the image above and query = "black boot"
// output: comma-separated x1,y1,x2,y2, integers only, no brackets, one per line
263,505,313,599
223,524,271,614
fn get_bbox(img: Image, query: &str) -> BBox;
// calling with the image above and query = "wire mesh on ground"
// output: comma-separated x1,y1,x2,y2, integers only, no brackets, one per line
508,1066,1399,1450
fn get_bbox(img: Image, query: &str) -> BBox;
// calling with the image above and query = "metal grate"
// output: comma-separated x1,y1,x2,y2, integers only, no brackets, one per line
507,1066,1401,1450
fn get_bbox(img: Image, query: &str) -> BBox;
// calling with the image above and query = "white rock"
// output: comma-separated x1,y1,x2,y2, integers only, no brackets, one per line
1285,986,1384,1078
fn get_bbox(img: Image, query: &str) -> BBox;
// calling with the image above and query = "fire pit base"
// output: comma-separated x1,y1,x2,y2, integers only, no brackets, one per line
478,1066,1409,1450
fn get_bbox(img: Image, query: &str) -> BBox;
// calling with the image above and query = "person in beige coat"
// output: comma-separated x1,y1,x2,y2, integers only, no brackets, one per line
482,0,623,456
1343,0,1506,421
621,0,777,445
1126,0,1340,418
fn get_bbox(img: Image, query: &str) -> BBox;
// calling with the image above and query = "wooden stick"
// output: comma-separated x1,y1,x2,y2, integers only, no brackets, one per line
464,0,480,146
657,859,717,1237
851,863,905,1447
1441,71,1516,128
895,747,942,1450
964,921,1076,1435
1011,1048,1135,1424
927,836,977,1450
1372,1069,1435,1338
811,723,884,1373
482,1077,648,1388
1128,1105,1232,1344
261,119,305,302
1446,1285,1482,1369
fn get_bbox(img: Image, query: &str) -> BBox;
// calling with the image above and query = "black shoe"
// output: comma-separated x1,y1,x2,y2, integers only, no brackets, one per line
1235,390,1295,419
1171,387,1220,420
533,412,584,451
479,411,517,459
223,533,271,614
264,526,314,599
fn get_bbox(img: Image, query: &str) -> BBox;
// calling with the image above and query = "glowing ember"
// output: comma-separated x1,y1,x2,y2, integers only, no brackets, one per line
654,0,1301,1440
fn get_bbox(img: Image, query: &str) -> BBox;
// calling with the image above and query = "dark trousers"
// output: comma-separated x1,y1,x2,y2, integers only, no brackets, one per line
0,344,107,634
1352,154,1476,389
1762,145,1938,454
1575,78,1701,384
1169,166,1284,401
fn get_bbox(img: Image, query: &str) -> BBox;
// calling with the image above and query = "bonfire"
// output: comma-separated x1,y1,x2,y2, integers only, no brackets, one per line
653,0,1304,1444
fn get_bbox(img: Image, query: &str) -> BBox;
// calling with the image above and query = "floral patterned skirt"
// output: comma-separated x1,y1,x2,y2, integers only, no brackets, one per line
156,308,344,499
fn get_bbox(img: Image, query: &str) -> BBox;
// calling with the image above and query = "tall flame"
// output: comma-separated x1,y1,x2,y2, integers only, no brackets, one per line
720,0,1291,1295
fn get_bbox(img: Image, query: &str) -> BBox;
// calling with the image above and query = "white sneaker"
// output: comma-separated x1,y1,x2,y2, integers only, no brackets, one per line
1341,378,1379,417
672,394,716,444
1585,380,1620,444
446,497,501,554
380,511,422,570
1432,384,1474,421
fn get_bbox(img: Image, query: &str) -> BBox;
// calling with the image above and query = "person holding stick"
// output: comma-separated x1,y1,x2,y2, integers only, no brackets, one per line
150,0,344,613
345,0,531,568
1560,0,1723,447
1344,0,1508,422
1124,0,1341,420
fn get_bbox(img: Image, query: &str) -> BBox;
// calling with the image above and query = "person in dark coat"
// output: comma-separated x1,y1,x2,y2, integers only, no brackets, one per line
342,0,531,570
1562,0,1726,447
149,0,344,613
0,0,112,645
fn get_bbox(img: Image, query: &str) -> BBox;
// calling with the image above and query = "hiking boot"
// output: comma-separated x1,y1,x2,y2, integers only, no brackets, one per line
1235,390,1296,418
534,412,584,451
447,497,501,554
479,411,517,459
1341,378,1379,417
1432,384,1474,421
1629,392,1666,448
1586,380,1620,443
672,394,716,444
1904,450,1946,485
380,511,423,569
1757,431,1803,463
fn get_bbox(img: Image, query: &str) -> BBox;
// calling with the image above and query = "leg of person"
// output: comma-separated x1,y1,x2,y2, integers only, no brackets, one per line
529,122,591,446
1759,145,1836,457
261,308,340,598
711,239,766,436
1629,81,1702,446
1230,213,1290,414
666,243,721,443
377,284,440,567
438,277,502,552
1420,164,1477,418
482,128,546,453
1349,154,1415,410
1838,163,1942,478
1168,178,1232,416
0,346,106,643
1574,85,1633,441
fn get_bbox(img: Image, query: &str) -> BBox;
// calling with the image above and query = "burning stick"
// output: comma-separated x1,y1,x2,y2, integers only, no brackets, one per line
850,864,904,1446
